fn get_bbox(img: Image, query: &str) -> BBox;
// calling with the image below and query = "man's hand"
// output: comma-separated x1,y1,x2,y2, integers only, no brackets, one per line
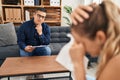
24,45,35,52
71,5,93,25
35,24,42,35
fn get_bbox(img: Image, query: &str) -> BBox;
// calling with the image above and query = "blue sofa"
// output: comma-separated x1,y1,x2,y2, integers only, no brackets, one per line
0,26,70,66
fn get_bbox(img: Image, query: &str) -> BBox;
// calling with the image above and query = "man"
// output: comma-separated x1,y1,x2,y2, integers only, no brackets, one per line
17,8,51,57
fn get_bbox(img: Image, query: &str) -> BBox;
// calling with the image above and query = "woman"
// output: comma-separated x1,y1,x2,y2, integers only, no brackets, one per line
70,0,120,80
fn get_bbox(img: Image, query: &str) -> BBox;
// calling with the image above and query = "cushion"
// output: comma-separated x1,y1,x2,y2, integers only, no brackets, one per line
0,22,17,46
49,43,67,55
0,45,20,59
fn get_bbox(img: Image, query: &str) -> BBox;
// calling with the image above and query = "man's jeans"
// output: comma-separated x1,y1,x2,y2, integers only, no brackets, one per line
20,46,51,57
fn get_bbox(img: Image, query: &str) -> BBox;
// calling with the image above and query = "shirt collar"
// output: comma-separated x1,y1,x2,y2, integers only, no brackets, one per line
31,18,36,27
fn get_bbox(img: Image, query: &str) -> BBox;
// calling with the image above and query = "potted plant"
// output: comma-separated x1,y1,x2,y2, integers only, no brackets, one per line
63,5,72,25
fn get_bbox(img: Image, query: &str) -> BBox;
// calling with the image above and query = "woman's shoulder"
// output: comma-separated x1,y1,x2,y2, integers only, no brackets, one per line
98,54,120,80
105,54,120,72
109,54,120,66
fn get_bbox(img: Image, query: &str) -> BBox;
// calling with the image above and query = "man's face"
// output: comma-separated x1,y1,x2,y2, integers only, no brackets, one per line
33,10,46,25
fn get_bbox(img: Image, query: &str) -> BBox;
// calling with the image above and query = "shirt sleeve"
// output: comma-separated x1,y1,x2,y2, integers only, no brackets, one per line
17,24,26,50
38,23,50,45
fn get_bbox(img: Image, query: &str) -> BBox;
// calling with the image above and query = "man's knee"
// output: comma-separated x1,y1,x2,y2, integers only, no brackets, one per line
20,49,33,57
43,47,51,55
36,47,51,56
45,47,51,55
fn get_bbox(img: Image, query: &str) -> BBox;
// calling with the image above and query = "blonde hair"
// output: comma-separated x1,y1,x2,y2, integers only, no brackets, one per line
71,0,120,79
96,0,120,79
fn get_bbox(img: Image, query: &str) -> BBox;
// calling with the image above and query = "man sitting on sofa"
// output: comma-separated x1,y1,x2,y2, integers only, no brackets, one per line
17,8,51,57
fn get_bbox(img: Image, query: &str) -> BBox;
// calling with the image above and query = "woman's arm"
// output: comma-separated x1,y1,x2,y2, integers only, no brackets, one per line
98,54,120,80
70,42,86,80
73,59,86,80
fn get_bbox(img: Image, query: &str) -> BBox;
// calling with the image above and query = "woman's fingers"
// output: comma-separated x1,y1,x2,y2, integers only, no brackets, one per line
71,5,93,25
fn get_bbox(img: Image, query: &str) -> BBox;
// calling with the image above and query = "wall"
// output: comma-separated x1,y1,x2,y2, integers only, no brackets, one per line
112,0,120,7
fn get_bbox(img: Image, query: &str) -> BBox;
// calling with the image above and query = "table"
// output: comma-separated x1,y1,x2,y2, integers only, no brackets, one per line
0,55,72,80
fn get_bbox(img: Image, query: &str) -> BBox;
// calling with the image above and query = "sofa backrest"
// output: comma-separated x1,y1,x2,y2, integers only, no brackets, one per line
50,26,70,43
49,26,71,55
15,26,20,33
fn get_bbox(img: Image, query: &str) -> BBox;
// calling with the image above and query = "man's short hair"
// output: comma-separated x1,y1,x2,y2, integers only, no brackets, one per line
36,8,46,13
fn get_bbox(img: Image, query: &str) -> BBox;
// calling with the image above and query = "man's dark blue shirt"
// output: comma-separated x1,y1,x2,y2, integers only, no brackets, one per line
17,19,50,50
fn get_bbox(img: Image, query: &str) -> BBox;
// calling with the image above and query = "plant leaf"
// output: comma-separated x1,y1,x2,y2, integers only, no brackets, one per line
63,16,71,25
64,6,72,14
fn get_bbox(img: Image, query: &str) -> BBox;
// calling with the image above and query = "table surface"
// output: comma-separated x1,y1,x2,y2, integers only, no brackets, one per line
0,55,69,77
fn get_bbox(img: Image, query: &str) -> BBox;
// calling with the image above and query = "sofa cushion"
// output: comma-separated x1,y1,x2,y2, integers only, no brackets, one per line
0,59,3,67
50,37,70,43
50,26,70,33
49,43,67,55
50,26,70,43
0,44,20,60
51,32,67,38
0,23,17,46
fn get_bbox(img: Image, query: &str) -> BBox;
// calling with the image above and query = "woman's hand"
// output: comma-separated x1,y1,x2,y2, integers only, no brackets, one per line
70,42,86,65
71,5,93,25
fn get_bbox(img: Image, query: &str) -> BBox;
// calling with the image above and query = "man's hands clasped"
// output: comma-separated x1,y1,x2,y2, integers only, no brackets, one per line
25,45,35,52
